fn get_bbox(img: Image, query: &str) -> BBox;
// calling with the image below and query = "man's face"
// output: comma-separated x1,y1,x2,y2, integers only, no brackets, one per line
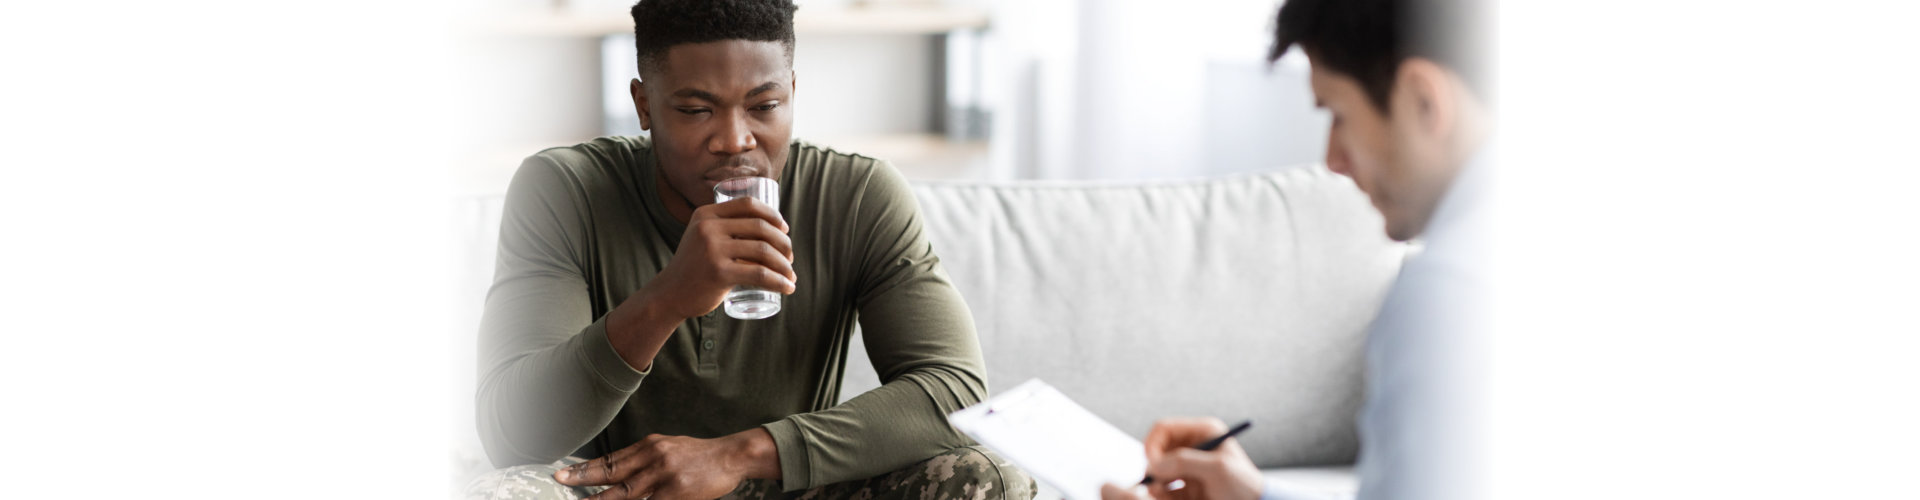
633,40,794,212
1308,60,1455,242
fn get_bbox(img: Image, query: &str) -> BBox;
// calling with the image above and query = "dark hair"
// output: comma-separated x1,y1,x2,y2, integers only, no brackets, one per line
1269,0,1491,113
630,0,799,78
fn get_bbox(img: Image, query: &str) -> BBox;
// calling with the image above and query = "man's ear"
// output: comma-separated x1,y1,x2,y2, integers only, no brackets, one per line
1396,58,1456,141
630,78,651,131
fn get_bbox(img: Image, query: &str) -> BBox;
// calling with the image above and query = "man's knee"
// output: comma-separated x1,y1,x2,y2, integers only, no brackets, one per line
465,459,598,500
913,446,1036,500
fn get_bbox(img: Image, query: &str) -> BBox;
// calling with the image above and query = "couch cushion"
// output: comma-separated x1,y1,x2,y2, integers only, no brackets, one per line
842,165,1406,468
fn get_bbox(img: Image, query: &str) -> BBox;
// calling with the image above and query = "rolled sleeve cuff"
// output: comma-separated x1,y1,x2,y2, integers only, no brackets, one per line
762,418,812,492
579,315,648,392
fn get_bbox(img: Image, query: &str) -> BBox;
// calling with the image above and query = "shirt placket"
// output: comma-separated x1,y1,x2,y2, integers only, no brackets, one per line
696,309,721,375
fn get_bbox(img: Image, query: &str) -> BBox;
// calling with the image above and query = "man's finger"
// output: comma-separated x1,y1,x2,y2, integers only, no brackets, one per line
722,261,797,294
1144,448,1225,495
696,217,793,264
1145,481,1166,500
716,218,792,259
1142,455,1184,500
587,472,663,500
588,481,625,500
645,479,685,500
1145,482,1176,500
719,239,797,283
554,458,595,485
1143,417,1229,460
584,480,638,500
703,197,788,233
560,447,654,487
556,457,615,486
559,437,654,485
1102,483,1145,500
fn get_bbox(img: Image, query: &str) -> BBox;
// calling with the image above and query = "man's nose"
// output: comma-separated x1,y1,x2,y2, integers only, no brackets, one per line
710,111,757,155
1323,131,1352,176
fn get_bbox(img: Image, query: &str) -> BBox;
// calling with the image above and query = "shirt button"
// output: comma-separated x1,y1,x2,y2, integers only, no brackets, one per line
702,339,715,350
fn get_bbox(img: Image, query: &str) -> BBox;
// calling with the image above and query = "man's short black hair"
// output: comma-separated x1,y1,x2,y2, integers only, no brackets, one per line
630,0,798,79
1269,0,1491,113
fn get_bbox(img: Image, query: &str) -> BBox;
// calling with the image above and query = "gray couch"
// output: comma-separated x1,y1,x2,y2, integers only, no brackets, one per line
840,165,1410,500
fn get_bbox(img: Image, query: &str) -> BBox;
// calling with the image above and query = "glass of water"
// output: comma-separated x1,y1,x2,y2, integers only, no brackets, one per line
712,176,782,320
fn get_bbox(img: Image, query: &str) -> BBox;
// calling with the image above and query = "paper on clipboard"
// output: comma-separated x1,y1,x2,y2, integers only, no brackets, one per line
948,379,1147,500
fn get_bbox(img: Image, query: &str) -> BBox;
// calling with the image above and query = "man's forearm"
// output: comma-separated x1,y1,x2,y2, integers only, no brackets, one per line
476,319,649,466
604,288,683,371
764,367,984,490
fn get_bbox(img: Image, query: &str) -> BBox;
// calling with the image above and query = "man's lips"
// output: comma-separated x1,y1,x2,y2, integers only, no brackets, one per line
705,167,764,185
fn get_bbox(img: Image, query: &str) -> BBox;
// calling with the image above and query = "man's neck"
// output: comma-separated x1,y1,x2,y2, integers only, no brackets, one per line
1406,91,1493,243
657,170,696,225
1422,100,1494,245
1446,91,1494,174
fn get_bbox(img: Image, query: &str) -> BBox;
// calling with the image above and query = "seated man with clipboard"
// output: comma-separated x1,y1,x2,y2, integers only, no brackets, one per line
951,1,1494,500
1101,0,1495,499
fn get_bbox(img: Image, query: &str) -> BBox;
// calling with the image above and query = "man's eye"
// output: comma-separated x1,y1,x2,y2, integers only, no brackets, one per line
677,108,710,115
752,102,780,112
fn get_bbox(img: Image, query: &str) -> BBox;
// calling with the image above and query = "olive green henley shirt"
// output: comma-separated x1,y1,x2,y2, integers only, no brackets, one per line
476,136,988,491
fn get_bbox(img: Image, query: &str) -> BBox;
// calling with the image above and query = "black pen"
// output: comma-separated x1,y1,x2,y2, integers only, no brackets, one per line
1139,420,1253,486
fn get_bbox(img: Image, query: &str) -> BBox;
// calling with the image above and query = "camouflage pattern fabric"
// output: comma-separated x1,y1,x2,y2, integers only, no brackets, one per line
466,456,603,500
466,446,1035,500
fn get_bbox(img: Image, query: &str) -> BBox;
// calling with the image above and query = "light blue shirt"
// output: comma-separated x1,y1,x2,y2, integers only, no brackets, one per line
1264,145,1492,500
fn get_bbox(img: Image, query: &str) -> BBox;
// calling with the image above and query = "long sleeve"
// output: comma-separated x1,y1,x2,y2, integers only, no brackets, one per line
760,162,989,490
476,156,650,468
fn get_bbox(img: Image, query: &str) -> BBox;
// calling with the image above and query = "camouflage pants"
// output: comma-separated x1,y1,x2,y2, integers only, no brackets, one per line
467,445,1035,500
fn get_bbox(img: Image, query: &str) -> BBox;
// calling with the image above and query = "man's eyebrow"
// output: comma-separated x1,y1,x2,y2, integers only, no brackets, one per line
671,88,721,102
746,81,782,98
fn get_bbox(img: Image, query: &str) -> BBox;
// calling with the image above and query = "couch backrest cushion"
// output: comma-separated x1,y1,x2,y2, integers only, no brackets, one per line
842,165,1407,467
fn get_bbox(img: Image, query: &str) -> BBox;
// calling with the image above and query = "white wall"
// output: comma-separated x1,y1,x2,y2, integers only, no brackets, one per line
457,35,606,148
793,34,940,139
984,0,1329,181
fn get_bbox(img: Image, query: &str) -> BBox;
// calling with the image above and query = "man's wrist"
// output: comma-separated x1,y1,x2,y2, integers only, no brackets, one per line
726,427,782,480
607,289,683,371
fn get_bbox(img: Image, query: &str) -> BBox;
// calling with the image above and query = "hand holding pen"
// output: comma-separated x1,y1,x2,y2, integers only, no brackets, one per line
1102,418,1265,500
1140,420,1253,485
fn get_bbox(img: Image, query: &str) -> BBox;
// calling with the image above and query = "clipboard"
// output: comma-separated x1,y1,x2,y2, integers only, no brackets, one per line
948,379,1147,500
